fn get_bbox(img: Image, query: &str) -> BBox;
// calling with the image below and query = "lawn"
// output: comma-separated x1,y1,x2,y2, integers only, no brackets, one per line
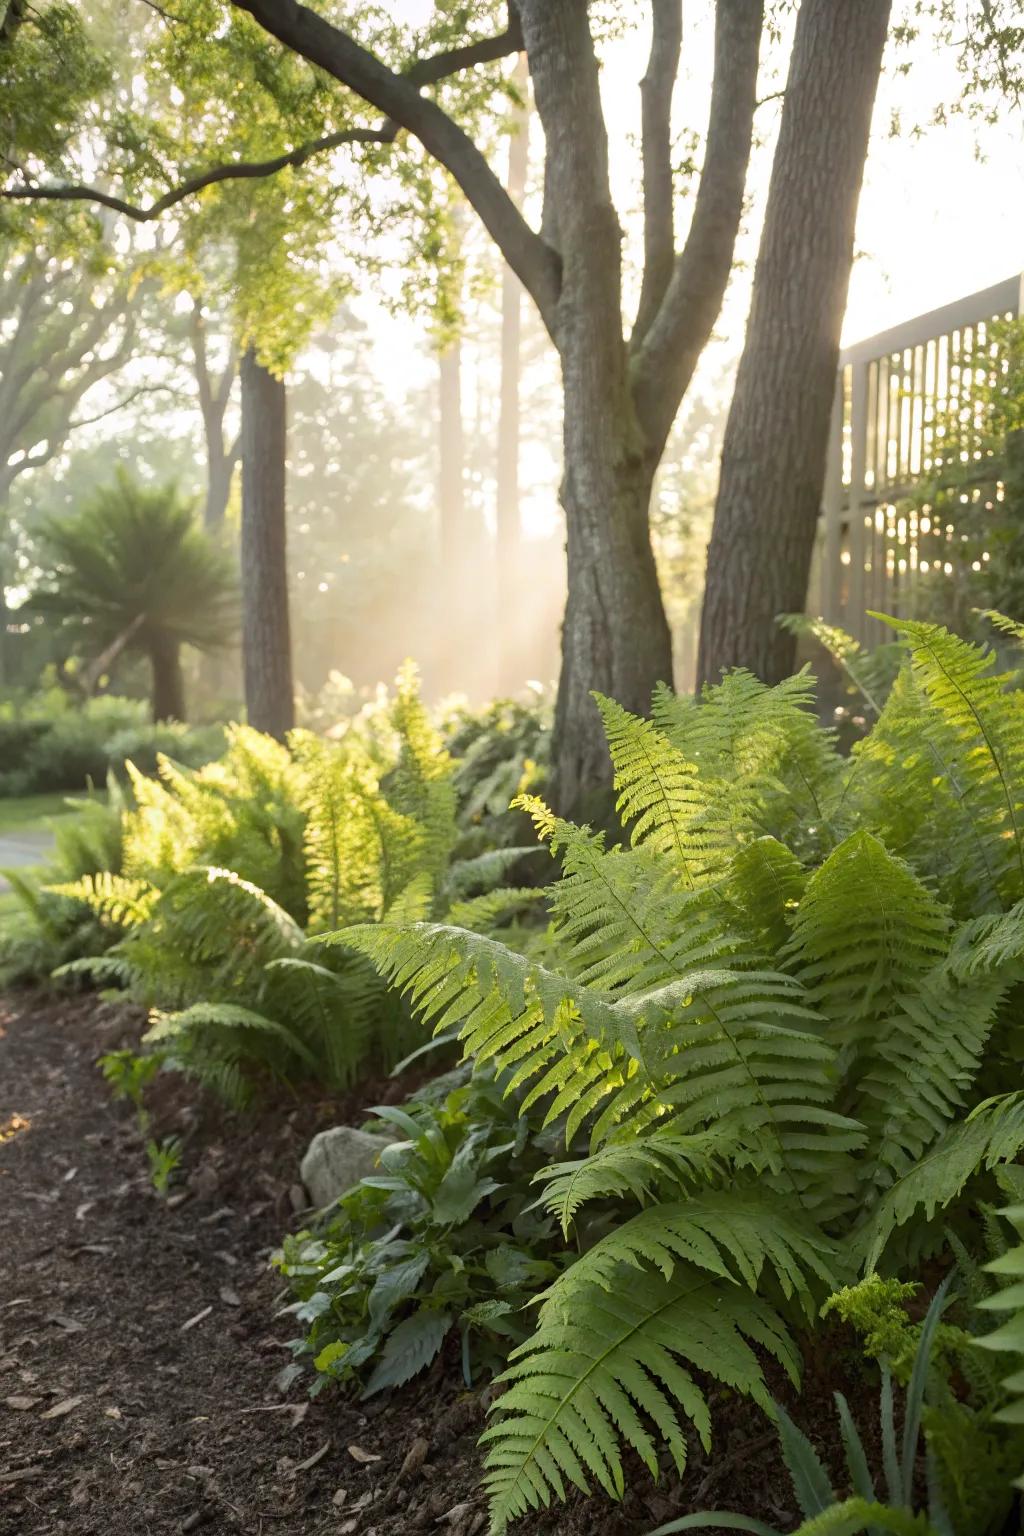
0,791,86,834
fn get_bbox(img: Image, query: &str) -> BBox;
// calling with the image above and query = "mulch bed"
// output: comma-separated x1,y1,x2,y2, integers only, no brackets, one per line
0,990,865,1536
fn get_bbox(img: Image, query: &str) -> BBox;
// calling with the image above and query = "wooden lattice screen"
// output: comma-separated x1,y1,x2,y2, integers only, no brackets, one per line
812,272,1023,645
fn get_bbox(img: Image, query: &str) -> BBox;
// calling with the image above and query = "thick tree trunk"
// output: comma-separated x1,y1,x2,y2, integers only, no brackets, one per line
240,347,294,740
697,0,890,688
495,54,530,696
520,0,673,817
149,634,186,723
556,444,670,820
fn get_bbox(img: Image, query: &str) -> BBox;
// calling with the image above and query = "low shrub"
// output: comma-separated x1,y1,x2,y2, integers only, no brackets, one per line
276,1066,568,1398
0,692,223,795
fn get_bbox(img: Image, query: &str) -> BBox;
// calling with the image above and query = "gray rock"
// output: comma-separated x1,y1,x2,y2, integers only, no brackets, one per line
300,1125,395,1210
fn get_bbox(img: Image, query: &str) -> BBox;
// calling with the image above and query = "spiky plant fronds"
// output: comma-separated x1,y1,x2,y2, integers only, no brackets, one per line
480,1197,834,1529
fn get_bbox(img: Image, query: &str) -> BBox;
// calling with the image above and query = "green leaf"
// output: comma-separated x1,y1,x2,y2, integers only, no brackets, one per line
361,1309,451,1398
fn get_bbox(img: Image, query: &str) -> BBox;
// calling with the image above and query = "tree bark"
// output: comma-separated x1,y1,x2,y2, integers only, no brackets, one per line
496,54,530,696
697,0,890,688
149,634,186,723
240,346,294,739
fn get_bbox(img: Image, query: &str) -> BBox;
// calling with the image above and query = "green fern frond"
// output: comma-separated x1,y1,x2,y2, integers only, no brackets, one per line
976,1202,1024,1454
858,1091,1024,1269
144,1000,317,1086
385,661,458,883
446,887,548,932
875,615,1024,901
443,846,542,901
778,615,902,717
650,668,839,843
264,954,383,1090
593,693,730,886
946,899,1024,980
481,1259,803,1530
538,1190,838,1311
727,837,807,951
976,608,1024,644
534,1129,727,1237
340,918,860,1185
786,832,950,1038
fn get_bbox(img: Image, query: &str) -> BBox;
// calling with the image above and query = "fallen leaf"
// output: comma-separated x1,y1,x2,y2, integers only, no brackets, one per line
332,1487,348,1508
437,1504,473,1527
294,1440,330,1473
104,1406,122,1420
41,1395,85,1420
63,1166,78,1182
47,1314,85,1333
347,1444,381,1465
218,1286,241,1307
75,1201,95,1222
339,1522,358,1535
180,1306,213,1332
399,1436,430,1481
5,1396,40,1411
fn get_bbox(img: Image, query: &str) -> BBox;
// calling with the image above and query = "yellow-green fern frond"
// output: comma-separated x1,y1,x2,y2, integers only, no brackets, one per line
46,872,157,931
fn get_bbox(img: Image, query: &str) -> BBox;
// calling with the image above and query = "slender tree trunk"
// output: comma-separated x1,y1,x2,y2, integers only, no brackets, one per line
149,634,186,723
438,337,467,577
496,54,530,695
205,440,235,530
697,0,890,687
240,346,294,740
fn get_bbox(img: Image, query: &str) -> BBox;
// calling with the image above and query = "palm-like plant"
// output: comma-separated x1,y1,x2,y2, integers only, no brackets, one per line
29,470,238,721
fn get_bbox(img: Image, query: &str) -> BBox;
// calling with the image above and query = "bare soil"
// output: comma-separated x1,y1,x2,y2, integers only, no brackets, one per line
0,990,867,1536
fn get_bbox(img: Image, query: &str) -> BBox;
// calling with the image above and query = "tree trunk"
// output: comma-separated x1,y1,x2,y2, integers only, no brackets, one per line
519,0,673,818
205,439,235,530
150,634,186,723
240,346,294,740
697,0,890,687
556,446,671,821
496,54,530,696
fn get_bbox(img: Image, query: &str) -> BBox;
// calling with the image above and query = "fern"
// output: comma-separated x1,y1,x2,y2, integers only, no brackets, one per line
46,872,158,931
976,1202,1024,1474
858,1092,1024,1270
482,1253,806,1528
778,614,903,718
594,693,733,886
874,616,1024,903
534,1129,728,1237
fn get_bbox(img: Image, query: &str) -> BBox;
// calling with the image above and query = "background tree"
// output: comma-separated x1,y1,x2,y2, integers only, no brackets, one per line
5,0,764,814
495,52,530,696
697,0,891,687
28,470,238,721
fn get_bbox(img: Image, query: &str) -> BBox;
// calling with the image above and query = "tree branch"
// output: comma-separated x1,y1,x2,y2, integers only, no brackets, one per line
231,0,561,332
632,0,682,346
2,127,391,221
631,0,763,458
